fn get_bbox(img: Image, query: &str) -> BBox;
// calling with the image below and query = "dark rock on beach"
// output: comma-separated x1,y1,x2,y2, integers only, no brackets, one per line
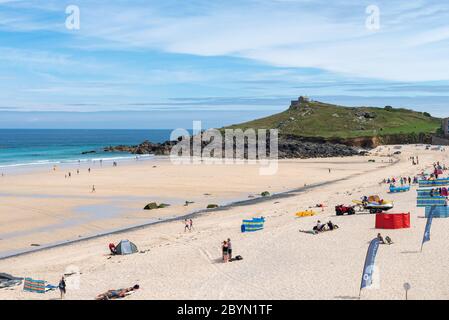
103,134,361,160
144,202,171,210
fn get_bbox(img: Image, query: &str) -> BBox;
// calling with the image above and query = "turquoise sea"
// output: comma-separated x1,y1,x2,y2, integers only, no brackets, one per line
0,129,173,168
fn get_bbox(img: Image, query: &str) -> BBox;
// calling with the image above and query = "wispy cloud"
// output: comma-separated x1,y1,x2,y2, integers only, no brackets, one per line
0,0,449,120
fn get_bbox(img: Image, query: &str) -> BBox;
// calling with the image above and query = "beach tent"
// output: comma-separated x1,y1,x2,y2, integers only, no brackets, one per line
116,240,138,255
241,217,265,233
23,278,46,294
425,206,449,218
375,213,410,229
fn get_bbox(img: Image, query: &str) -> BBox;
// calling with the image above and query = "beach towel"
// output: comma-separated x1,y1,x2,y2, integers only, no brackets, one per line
45,284,58,292
0,273,23,289
299,230,318,235
23,278,46,294
295,210,316,217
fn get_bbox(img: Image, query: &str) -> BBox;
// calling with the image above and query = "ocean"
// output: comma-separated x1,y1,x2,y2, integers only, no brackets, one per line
0,129,173,168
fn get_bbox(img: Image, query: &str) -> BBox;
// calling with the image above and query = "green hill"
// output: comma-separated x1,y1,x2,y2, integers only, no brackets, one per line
225,97,441,140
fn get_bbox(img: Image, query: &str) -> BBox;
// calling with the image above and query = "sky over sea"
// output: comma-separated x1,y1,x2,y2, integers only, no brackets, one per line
1,0,449,128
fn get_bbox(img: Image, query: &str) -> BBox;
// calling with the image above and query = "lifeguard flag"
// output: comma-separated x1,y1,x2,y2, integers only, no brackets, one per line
422,208,434,250
360,238,380,292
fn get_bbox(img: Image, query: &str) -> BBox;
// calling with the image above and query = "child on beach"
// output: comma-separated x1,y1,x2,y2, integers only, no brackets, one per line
189,219,193,231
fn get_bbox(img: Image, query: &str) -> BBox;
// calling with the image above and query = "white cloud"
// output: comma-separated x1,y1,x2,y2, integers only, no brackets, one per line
52,0,449,82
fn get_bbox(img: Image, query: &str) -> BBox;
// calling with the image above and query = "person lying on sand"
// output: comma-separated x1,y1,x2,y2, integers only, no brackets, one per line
327,221,339,231
95,284,139,300
313,220,326,232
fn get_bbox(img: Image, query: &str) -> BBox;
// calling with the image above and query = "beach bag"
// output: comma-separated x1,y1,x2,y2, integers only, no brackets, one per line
235,255,243,261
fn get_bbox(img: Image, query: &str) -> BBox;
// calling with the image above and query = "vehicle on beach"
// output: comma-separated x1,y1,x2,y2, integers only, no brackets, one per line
335,205,356,216
352,195,394,214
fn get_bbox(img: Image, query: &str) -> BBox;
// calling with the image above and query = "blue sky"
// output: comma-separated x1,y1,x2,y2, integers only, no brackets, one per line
1,0,449,128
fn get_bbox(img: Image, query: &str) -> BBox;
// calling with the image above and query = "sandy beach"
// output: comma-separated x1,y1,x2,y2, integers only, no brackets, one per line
1,145,449,300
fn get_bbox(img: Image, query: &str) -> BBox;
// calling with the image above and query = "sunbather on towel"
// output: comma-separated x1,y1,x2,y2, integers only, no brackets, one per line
313,220,326,232
96,284,139,300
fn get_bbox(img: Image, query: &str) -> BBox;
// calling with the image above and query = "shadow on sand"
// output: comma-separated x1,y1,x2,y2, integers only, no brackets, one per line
401,250,420,254
334,296,360,300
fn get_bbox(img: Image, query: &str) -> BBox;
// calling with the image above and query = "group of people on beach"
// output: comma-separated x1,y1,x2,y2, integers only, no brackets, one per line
377,233,393,245
429,187,449,198
222,238,232,262
313,220,338,233
383,176,416,186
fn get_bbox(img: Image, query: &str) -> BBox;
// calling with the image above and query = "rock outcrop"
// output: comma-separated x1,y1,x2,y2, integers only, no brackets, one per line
103,133,361,159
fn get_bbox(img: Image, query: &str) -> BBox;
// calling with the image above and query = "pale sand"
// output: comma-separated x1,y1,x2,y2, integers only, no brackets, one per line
0,145,448,300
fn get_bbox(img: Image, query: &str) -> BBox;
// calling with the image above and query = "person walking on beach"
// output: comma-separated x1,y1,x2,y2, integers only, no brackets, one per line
91,185,96,193
59,276,66,300
88,168,91,173
227,238,232,261
189,219,194,231
184,219,190,232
